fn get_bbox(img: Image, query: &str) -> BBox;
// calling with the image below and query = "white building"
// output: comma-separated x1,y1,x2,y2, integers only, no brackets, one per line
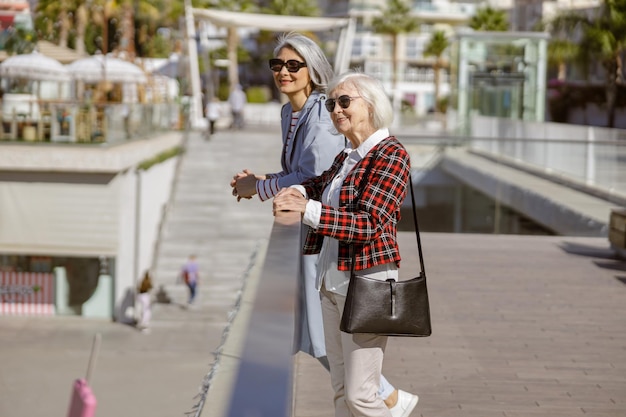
320,0,477,116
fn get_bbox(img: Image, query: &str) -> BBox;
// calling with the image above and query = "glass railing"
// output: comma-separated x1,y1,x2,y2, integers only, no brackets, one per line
470,135,626,203
0,100,182,145
470,116,626,204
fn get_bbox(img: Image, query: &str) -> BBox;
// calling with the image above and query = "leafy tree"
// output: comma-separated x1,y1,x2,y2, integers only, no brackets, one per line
548,0,626,127
372,0,420,95
35,0,174,57
95,0,158,58
547,39,578,81
3,27,38,55
75,2,88,54
469,6,509,31
135,0,168,56
35,0,73,47
262,0,320,17
423,30,450,112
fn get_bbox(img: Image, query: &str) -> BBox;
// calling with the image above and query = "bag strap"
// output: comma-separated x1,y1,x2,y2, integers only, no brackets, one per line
349,150,426,277
409,175,426,276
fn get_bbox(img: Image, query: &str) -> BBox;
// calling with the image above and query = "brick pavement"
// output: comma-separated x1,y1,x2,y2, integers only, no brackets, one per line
292,233,626,417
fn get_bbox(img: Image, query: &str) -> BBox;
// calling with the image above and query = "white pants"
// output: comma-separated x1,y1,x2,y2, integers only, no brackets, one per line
321,286,391,417
137,293,151,327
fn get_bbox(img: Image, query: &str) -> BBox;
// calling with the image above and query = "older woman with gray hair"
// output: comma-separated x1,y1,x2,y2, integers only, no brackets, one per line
235,35,416,416
273,71,417,417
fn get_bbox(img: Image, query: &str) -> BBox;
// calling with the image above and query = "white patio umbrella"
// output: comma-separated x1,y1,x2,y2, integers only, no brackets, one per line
66,54,147,84
0,51,70,82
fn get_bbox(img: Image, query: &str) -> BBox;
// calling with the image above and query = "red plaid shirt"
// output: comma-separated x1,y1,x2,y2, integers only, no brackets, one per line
301,136,410,271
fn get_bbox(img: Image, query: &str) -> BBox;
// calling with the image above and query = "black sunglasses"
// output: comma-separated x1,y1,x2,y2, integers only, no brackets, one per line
269,59,307,73
325,95,361,112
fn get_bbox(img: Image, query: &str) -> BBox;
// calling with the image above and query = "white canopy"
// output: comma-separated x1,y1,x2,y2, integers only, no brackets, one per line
66,55,148,84
191,9,352,31
0,52,70,82
186,9,356,129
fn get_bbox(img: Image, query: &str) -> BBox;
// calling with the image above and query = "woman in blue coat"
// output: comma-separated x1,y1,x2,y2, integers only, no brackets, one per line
231,32,416,417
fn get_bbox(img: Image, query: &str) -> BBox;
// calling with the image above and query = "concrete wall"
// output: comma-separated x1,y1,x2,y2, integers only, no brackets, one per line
113,157,178,322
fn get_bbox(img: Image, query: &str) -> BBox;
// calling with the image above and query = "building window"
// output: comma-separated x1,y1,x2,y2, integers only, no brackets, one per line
353,35,383,59
405,37,424,60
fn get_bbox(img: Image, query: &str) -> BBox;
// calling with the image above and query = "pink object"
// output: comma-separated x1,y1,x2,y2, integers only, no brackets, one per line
67,334,101,417
67,378,97,417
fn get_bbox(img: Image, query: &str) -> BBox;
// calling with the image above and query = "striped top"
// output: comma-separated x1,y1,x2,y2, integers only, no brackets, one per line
257,111,301,201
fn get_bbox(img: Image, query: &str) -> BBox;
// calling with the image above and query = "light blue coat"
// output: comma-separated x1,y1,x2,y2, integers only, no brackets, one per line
268,91,344,358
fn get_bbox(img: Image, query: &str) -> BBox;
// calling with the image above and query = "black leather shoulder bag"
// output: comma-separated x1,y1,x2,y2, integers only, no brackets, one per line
340,161,432,337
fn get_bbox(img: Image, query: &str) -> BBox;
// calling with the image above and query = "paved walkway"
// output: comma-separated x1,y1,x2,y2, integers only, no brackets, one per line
294,233,626,417
1,125,625,417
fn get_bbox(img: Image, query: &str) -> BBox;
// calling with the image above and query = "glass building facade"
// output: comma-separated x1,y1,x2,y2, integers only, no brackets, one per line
448,29,549,134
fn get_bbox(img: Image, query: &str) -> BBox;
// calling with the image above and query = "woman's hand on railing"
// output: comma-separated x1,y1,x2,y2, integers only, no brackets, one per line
273,188,307,216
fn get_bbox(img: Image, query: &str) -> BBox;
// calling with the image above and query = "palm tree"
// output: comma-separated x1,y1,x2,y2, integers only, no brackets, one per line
371,0,420,96
35,0,73,47
134,0,166,56
547,39,578,81
74,2,88,55
104,0,154,58
36,0,165,58
116,0,137,58
423,30,450,112
549,1,626,127
469,6,510,31
4,27,38,55
201,0,257,94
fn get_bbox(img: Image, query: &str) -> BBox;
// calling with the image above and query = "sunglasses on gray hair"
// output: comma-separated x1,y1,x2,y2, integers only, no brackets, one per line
269,59,307,73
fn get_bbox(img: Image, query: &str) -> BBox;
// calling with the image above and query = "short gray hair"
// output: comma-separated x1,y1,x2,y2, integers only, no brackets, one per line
274,32,334,92
328,71,393,129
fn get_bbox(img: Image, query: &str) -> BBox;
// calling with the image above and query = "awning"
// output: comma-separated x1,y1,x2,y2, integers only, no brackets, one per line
191,9,351,31
190,9,355,74
0,51,70,81
66,54,148,84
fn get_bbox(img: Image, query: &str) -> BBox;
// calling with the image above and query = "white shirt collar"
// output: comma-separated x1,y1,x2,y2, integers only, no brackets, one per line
345,128,390,160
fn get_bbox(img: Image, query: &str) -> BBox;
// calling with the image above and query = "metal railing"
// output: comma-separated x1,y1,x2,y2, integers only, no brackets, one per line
214,211,301,417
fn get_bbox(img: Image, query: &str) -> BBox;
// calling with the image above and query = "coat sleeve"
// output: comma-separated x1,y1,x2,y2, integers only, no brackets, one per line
276,118,342,188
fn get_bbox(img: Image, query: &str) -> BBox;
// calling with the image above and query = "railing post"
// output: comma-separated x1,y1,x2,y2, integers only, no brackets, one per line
585,126,596,186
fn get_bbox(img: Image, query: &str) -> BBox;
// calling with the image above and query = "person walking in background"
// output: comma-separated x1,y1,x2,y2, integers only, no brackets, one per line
136,270,153,333
181,254,200,305
228,84,247,130
231,33,416,417
205,96,221,138
272,71,417,417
